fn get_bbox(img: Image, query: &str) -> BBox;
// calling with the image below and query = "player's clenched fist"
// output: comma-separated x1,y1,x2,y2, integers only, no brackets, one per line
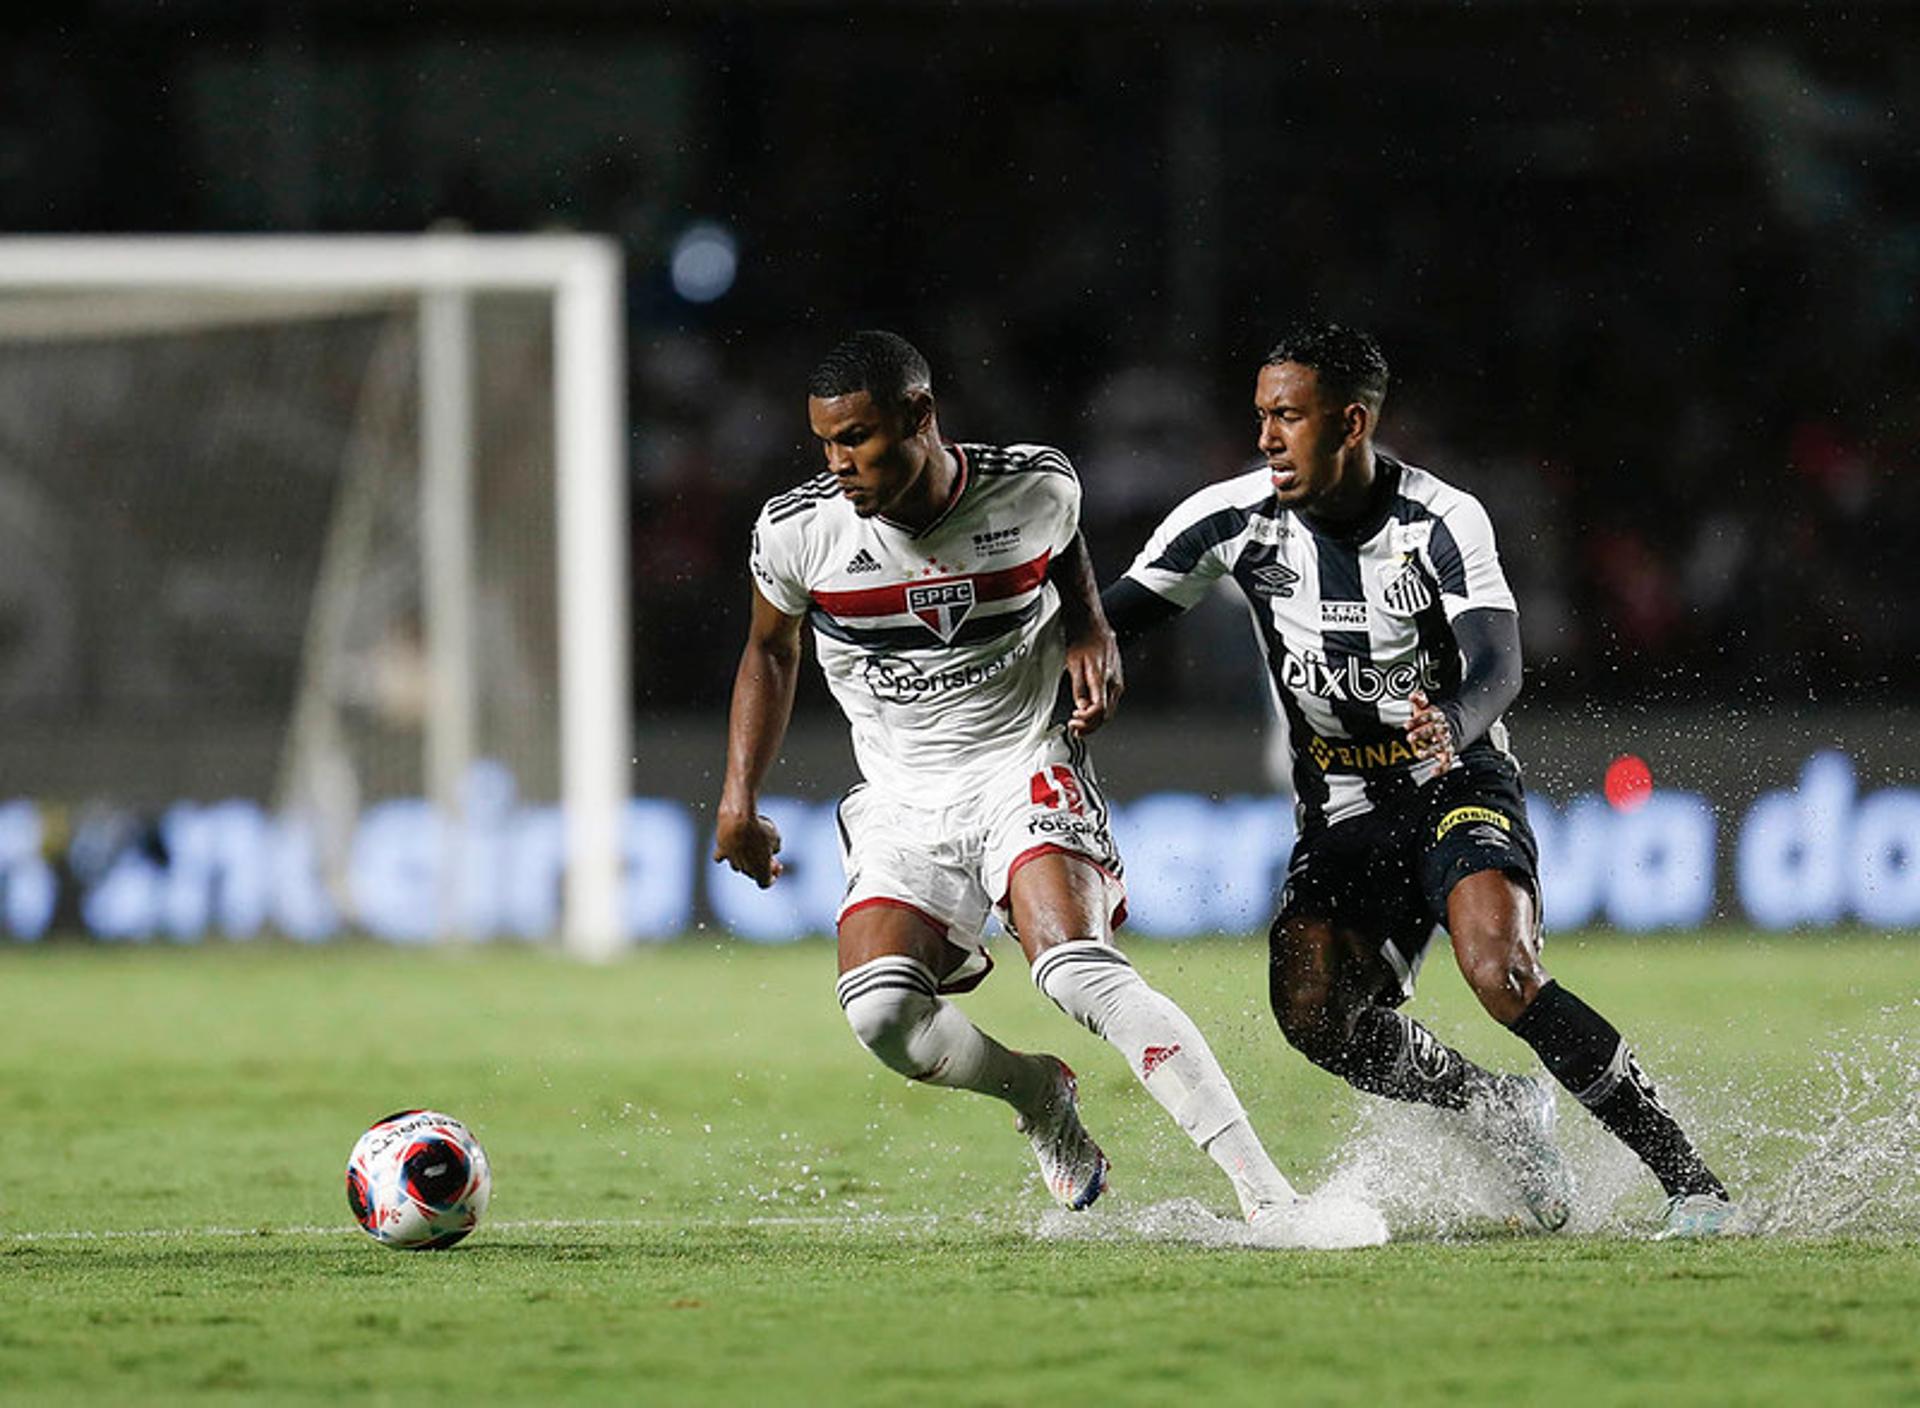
714,807,784,888
1064,627,1124,736
1405,689,1456,771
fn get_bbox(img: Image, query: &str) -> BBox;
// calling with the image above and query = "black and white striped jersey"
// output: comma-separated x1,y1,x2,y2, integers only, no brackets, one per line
751,442,1081,804
1121,453,1518,831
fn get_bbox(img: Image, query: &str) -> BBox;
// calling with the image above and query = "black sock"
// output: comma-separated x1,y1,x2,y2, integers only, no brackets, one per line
1325,1006,1498,1112
1510,981,1725,1200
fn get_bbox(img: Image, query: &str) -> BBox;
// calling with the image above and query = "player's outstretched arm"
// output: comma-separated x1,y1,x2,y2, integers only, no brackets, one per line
1407,606,1523,769
1049,532,1123,736
714,588,806,888
1099,576,1188,647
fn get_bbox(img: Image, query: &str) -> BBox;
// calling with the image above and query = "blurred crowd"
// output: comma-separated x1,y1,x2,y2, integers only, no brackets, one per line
3,4,1913,724
628,313,1918,720
612,17,1917,717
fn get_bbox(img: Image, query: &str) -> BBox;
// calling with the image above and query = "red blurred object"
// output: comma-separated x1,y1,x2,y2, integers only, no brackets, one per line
1604,754,1654,812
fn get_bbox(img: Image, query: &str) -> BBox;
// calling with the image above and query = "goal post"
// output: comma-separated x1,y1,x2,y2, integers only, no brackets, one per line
0,234,630,960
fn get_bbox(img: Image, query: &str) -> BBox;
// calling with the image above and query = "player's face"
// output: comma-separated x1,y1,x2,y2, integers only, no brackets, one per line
1255,361,1363,510
808,390,930,519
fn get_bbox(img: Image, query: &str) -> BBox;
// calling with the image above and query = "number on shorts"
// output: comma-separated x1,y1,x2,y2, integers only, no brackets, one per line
1029,765,1085,815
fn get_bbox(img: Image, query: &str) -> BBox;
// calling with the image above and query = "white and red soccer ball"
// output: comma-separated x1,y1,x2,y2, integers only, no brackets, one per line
346,1109,491,1250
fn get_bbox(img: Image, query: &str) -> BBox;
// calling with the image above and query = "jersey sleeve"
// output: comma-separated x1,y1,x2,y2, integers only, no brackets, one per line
1007,443,1083,557
1120,487,1238,612
748,505,813,618
1425,491,1517,621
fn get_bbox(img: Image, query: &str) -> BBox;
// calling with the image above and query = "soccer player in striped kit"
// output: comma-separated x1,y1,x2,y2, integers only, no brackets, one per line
1102,323,1735,1238
714,330,1384,1247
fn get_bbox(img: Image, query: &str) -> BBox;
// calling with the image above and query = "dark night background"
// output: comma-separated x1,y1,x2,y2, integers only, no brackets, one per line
5,1,1915,723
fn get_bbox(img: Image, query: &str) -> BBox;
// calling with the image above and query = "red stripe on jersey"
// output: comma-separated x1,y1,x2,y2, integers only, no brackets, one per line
811,550,1052,619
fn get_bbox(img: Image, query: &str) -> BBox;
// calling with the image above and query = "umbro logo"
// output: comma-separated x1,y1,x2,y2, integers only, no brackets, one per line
1249,563,1300,598
845,548,882,575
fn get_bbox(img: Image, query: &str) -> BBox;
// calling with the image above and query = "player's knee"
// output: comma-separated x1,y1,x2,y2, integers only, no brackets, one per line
842,985,922,1058
836,958,941,1078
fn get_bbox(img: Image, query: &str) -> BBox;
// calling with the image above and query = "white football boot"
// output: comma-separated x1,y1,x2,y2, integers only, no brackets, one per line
1469,1073,1575,1231
1015,1059,1109,1212
1653,1192,1737,1240
1246,1192,1390,1250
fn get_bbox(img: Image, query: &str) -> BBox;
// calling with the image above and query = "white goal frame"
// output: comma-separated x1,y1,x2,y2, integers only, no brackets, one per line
0,234,631,961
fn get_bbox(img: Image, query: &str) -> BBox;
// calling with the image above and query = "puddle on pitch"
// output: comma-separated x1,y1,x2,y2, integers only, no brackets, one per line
1035,1000,1920,1247
1317,998,1920,1242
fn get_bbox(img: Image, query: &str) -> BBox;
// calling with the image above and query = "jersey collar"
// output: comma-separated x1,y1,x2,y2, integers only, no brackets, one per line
878,442,970,539
1297,453,1403,544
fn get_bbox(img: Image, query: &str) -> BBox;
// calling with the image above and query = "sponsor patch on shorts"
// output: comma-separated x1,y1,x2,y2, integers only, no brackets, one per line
1436,804,1511,840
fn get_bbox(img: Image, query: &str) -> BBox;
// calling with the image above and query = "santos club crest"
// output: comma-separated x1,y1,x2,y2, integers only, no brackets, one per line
1380,555,1435,615
906,580,976,641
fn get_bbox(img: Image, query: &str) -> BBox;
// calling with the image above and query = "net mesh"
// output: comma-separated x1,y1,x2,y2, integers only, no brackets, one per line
0,287,561,834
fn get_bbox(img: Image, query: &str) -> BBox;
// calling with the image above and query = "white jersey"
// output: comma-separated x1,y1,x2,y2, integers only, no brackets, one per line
1123,453,1518,831
750,442,1081,805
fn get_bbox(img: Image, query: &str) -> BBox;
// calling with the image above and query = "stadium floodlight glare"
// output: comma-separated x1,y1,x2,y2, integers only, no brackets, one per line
0,234,630,960
669,222,739,303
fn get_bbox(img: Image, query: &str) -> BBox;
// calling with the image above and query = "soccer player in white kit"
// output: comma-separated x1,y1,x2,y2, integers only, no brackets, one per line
714,331,1383,1247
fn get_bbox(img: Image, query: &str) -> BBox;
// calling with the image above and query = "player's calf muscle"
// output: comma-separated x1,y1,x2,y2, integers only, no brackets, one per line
1446,873,1544,1022
1265,917,1342,1045
1456,948,1543,1024
1264,961,1342,1058
1271,1001,1346,1065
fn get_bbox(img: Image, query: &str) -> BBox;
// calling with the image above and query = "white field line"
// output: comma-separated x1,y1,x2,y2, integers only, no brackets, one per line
1,1212,946,1245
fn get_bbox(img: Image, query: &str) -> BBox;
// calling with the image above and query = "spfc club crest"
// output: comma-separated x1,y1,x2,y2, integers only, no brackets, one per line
906,579,976,641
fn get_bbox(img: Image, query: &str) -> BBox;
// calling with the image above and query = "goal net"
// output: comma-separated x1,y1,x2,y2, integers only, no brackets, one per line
0,236,629,958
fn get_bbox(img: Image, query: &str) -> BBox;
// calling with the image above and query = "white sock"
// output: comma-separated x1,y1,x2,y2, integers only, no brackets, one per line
837,956,1049,1111
1202,1122,1301,1217
1032,940,1297,1217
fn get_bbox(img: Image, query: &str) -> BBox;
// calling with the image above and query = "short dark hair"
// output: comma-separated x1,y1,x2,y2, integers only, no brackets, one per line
1264,323,1389,411
807,330,932,410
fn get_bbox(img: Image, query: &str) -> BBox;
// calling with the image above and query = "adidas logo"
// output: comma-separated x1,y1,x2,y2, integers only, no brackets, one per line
845,549,882,575
1139,1044,1182,1078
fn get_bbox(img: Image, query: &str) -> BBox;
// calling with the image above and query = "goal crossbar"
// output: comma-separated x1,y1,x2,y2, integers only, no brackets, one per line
0,234,614,293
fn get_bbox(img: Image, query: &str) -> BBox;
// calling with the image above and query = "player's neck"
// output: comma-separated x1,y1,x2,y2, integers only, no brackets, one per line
886,440,960,532
1300,445,1380,533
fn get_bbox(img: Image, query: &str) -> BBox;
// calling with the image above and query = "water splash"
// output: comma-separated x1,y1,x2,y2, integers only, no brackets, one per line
1721,1020,1920,1238
1317,1002,1920,1241
1031,1196,1261,1248
1315,1098,1646,1239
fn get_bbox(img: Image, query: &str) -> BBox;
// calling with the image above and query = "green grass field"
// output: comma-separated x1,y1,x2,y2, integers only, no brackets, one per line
4,933,1918,1405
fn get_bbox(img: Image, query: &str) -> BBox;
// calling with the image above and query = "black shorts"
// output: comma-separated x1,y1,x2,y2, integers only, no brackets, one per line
1275,752,1540,1002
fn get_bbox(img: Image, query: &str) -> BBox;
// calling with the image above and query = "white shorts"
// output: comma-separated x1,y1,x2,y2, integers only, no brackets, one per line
834,729,1127,993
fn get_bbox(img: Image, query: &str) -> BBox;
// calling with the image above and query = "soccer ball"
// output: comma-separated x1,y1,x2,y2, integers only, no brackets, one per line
345,1109,492,1250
